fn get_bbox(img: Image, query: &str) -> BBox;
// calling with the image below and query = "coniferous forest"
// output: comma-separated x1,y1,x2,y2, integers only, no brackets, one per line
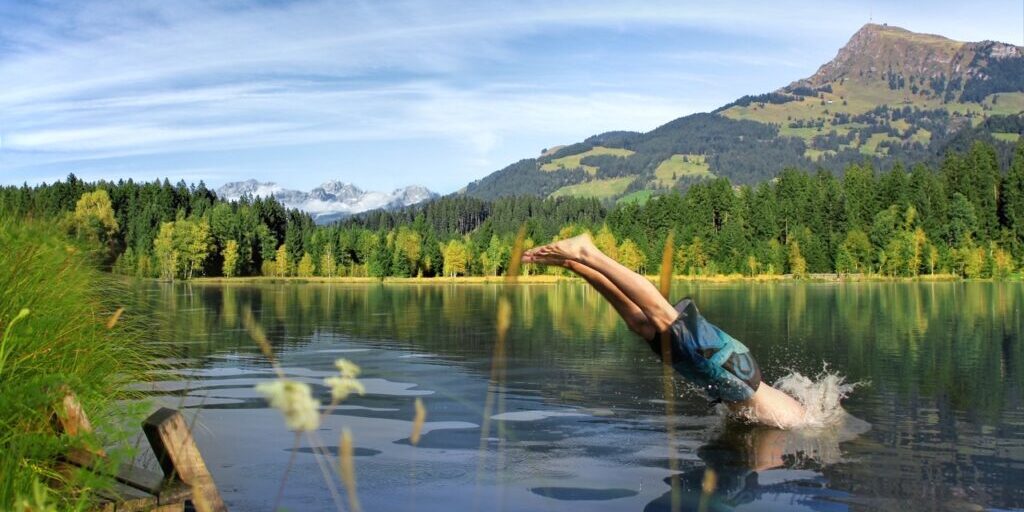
3,139,1023,280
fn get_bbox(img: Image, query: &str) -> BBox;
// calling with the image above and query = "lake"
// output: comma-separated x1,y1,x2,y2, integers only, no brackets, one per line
133,281,1024,511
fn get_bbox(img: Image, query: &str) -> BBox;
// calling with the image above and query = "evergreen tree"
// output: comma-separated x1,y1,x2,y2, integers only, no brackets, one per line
1001,141,1024,258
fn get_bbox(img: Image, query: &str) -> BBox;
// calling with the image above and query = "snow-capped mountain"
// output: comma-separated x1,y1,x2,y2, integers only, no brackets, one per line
216,179,438,224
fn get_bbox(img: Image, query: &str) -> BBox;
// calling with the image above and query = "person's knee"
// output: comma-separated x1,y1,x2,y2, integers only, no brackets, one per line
647,306,679,333
626,313,656,340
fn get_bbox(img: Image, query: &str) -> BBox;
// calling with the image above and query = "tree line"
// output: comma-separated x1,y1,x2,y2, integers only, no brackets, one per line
1,139,1022,280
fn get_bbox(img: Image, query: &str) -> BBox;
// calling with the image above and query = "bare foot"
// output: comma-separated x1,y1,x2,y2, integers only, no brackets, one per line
521,234,594,265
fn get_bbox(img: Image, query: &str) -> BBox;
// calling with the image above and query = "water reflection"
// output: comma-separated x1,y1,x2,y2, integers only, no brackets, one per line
132,281,1024,510
645,416,870,511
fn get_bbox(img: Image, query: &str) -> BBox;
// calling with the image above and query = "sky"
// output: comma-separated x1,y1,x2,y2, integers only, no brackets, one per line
0,0,1020,194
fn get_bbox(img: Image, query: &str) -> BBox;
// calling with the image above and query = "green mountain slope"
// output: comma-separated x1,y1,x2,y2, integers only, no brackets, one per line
463,24,1024,202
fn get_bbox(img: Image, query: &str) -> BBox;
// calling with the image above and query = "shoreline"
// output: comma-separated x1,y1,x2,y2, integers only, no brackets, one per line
184,272,995,285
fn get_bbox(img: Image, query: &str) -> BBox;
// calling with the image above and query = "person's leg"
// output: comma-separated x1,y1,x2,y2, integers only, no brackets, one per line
560,259,657,340
523,235,679,332
729,384,807,429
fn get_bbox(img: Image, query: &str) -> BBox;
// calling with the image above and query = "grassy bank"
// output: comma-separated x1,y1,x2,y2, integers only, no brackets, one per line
189,272,976,285
0,216,153,509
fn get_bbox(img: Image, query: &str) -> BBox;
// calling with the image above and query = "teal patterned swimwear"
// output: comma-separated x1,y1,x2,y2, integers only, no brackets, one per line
645,299,762,402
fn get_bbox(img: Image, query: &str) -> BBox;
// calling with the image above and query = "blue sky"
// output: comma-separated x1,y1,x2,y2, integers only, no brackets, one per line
0,0,1020,194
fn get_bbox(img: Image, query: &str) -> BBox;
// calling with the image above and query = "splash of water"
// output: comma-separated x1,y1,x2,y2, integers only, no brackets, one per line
718,366,868,432
773,368,864,429
709,368,870,467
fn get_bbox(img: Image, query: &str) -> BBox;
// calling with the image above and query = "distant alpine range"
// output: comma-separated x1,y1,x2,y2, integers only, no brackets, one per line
216,179,437,224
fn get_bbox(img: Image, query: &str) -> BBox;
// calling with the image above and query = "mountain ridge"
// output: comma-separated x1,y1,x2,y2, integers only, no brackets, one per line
462,23,1024,202
217,179,438,224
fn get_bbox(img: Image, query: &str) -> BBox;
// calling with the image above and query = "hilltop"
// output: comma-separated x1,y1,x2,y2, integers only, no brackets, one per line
463,24,1024,202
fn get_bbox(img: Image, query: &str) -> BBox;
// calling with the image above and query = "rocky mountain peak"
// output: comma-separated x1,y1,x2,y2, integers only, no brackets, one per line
802,23,966,88
216,180,438,224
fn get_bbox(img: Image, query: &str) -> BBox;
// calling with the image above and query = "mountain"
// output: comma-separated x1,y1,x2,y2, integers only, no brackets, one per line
463,24,1024,202
217,179,437,224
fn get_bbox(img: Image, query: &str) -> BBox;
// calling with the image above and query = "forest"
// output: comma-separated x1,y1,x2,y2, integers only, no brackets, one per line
2,140,1023,280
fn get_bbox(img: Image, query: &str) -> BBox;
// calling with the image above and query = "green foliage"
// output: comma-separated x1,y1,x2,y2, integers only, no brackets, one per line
442,239,470,277
275,244,291,277
788,238,808,277
297,253,316,277
2,140,1022,280
151,218,212,280
618,239,645,273
221,240,240,278
65,189,120,264
0,217,152,510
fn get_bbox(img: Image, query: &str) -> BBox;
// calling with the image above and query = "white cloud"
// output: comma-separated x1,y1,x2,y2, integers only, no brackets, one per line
0,0,1018,190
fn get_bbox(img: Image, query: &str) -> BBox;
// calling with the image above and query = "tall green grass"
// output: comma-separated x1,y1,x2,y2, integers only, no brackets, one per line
0,214,153,509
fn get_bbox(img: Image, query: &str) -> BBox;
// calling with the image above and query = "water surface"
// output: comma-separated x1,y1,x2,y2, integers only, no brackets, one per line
133,281,1024,511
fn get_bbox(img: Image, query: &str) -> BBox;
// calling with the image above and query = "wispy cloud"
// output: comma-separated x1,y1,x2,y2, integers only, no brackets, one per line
0,0,1018,191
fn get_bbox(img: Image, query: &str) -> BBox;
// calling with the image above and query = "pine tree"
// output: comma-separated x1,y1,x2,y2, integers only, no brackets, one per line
1001,141,1024,258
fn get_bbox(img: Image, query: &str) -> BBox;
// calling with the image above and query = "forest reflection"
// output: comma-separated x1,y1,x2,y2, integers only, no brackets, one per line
136,280,1024,508
140,281,1022,419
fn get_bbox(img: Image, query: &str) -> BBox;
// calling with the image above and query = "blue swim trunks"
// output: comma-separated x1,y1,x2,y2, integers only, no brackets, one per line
646,299,762,402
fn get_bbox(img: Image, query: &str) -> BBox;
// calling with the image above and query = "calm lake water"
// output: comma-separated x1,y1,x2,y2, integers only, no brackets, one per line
134,281,1024,511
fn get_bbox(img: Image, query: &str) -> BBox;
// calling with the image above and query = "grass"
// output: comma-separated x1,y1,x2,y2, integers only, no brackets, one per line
0,214,153,510
721,78,1014,130
860,132,898,155
616,189,653,205
993,132,1021,143
804,148,836,161
548,176,636,199
653,154,713,187
984,92,1024,116
540,146,635,175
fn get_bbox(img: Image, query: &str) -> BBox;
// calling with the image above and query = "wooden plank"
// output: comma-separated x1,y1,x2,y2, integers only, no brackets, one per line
94,481,156,512
156,482,193,505
52,388,107,464
143,408,226,512
114,463,165,495
150,504,185,512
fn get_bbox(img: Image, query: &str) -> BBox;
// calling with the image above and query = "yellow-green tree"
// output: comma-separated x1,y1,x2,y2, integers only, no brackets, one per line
480,235,509,276
68,189,119,260
685,237,708,275
990,243,1015,278
222,240,240,278
925,243,939,275
442,239,469,277
153,222,178,281
837,229,872,273
746,254,759,276
275,244,290,277
393,227,422,277
593,224,618,261
788,239,807,277
297,252,315,277
176,218,212,280
618,239,645,273
319,246,336,277
521,237,536,275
